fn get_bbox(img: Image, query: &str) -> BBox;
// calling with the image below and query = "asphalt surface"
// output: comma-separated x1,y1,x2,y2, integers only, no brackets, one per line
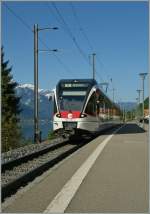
66,123,149,213
2,123,149,213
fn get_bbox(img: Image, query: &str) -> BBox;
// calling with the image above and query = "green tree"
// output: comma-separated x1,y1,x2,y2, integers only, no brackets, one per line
1,48,21,152
137,97,149,115
144,97,149,109
47,131,55,140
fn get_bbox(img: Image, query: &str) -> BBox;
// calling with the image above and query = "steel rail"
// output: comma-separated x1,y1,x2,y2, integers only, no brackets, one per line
2,139,69,172
2,124,121,202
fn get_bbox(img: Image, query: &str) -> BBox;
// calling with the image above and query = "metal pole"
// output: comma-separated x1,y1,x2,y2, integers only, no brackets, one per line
124,108,126,123
138,91,140,119
136,89,141,119
112,88,115,117
136,98,139,122
34,24,40,143
139,73,147,129
92,53,96,80
142,77,145,128
137,90,141,105
112,88,115,103
100,82,109,93
33,24,58,143
103,101,105,115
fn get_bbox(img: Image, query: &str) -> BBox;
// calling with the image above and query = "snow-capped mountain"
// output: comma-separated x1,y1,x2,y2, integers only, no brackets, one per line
16,84,53,117
16,84,53,140
17,83,53,98
16,84,53,119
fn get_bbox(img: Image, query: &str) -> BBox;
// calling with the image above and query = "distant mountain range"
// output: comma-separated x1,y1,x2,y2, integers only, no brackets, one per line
16,84,137,140
16,84,53,119
16,84,53,140
117,102,137,111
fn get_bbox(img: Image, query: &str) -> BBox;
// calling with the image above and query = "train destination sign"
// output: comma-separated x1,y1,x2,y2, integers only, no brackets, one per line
61,83,89,88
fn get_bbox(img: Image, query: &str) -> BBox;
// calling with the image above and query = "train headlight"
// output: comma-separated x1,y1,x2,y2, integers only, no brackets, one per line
80,113,87,118
56,113,61,118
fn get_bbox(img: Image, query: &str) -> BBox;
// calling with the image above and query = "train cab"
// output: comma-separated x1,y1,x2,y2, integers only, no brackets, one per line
51,79,121,138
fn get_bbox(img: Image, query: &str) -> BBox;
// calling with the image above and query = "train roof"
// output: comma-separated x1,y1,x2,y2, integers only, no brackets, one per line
57,79,97,86
56,78,121,112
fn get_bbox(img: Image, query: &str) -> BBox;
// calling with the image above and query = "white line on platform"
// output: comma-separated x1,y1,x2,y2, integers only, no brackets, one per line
43,124,125,213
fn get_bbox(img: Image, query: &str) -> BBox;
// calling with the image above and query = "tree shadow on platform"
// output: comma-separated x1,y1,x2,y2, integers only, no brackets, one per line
115,123,146,135
69,123,146,145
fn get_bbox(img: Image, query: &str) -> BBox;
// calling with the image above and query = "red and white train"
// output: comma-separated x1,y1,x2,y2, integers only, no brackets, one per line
50,79,121,138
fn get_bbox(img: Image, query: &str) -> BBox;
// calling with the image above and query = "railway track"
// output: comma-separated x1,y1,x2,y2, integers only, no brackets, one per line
2,125,121,202
1,136,93,202
2,137,69,172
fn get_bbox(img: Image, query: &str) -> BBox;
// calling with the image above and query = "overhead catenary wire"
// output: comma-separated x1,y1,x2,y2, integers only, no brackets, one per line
38,37,72,75
3,2,32,32
4,1,116,94
50,2,90,65
70,2,107,83
66,2,119,100
46,2,89,70
70,2,114,87
69,3,104,82
45,1,113,85
70,2,94,52
3,2,74,77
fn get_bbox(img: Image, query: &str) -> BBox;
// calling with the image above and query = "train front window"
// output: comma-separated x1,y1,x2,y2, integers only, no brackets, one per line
58,91,86,111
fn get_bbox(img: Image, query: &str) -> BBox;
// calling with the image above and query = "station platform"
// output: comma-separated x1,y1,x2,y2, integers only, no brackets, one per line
2,123,149,213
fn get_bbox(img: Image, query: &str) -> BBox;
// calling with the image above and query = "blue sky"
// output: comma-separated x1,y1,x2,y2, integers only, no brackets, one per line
2,1,149,102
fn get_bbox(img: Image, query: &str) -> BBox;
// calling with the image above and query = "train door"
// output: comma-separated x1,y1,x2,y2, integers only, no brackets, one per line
85,91,99,131
96,90,109,130
95,89,102,129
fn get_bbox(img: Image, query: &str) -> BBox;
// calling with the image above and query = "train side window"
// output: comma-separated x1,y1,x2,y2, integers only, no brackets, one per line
85,92,96,115
54,97,57,114
96,100,100,115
